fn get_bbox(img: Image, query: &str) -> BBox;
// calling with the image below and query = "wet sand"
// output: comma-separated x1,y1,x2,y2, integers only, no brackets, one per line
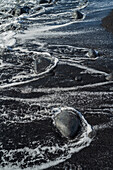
45,11,113,170
0,1,113,170
1,52,113,170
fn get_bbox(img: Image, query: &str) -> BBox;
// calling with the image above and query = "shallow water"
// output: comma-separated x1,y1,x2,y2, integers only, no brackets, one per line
0,0,113,169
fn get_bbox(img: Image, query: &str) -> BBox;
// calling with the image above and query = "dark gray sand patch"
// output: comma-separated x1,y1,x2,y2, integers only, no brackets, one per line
85,114,113,126
0,89,47,98
16,64,107,89
0,119,67,150
47,128,113,170
83,57,113,74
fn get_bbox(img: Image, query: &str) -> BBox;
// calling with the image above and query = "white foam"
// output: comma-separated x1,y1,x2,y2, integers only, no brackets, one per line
0,48,58,89
7,81,112,93
0,106,93,170
0,31,16,49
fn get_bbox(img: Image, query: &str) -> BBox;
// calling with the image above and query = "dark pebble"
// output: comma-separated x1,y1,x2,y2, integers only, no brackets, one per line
87,49,98,58
106,72,113,81
72,10,83,20
54,110,81,139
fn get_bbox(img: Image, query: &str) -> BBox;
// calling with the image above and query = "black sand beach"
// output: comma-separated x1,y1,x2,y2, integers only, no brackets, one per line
51,10,113,170
0,0,113,170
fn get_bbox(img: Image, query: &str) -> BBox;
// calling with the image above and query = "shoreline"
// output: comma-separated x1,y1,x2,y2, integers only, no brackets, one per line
0,1,113,170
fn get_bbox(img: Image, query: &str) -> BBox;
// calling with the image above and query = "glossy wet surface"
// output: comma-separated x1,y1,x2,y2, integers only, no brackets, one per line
0,0,113,169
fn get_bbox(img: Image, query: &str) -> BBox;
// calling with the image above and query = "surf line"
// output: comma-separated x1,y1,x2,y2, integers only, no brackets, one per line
16,81,113,93
0,58,58,89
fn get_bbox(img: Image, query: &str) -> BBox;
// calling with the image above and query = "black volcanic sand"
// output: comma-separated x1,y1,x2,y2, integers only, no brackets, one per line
48,129,113,170
1,87,113,169
102,9,113,34
1,46,113,169
1,9,113,170
46,11,113,170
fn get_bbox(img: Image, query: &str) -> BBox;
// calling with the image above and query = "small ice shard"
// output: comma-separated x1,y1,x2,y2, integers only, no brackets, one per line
106,72,113,81
87,49,98,58
54,109,81,139
72,10,83,20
